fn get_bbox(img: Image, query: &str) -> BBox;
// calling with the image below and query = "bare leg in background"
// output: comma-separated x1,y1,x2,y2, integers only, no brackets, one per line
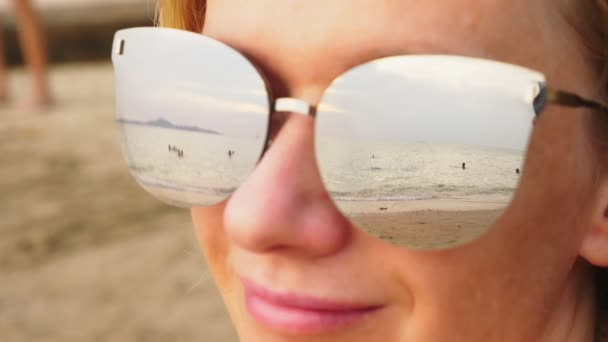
0,22,8,103
13,0,52,108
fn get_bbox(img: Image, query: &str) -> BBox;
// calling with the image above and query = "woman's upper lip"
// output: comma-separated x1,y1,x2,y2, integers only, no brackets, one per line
241,278,382,311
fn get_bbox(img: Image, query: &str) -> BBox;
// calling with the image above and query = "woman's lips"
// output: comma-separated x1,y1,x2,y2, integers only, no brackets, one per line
241,278,383,334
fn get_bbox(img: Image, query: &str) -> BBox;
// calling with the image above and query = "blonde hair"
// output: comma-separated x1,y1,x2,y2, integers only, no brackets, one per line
157,1,607,340
157,0,206,32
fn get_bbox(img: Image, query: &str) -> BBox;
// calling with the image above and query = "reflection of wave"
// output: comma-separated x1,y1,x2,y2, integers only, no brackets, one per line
332,193,434,201
134,174,236,197
128,164,154,173
434,184,514,195
330,184,515,202
475,187,515,196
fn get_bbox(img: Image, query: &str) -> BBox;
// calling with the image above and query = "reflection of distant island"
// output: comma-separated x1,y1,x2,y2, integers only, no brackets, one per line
116,117,221,135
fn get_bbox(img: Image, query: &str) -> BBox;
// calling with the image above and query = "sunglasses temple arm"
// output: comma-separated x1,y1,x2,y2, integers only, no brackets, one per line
543,88,608,115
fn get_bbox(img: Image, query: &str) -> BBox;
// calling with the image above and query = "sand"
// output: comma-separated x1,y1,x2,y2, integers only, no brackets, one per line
1,63,238,342
0,62,507,341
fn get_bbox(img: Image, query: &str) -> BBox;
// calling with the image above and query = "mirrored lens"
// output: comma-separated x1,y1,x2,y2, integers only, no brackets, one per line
316,55,544,249
112,28,270,207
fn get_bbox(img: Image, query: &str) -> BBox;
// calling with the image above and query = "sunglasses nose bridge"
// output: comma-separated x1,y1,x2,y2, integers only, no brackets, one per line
264,97,317,151
273,98,317,117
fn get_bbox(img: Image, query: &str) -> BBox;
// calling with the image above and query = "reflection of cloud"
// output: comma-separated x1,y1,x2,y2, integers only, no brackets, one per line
324,87,351,95
372,55,545,99
156,88,268,114
318,103,345,113
172,80,210,92
171,80,268,97
241,89,267,96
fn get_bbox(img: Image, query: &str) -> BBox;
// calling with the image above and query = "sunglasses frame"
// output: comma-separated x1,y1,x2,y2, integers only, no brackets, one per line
538,87,608,116
112,27,608,249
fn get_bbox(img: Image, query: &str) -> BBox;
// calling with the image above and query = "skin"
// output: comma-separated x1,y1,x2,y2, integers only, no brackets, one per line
190,1,608,341
0,0,52,108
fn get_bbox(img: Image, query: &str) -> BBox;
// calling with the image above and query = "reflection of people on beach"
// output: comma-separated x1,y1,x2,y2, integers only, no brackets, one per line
0,0,53,109
228,150,236,159
168,145,184,159
462,162,466,170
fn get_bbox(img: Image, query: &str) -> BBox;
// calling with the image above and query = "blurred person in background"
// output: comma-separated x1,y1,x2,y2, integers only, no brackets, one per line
0,0,52,109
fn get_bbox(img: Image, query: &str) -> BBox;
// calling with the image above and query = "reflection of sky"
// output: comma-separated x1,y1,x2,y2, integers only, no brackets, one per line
119,78,269,137
373,56,545,98
317,56,546,151
115,30,270,138
115,28,546,150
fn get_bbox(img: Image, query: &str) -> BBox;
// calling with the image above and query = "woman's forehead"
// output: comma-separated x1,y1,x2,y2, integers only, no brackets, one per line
204,0,560,52
203,0,584,93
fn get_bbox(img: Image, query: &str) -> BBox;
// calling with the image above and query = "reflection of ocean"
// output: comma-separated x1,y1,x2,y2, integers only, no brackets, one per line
317,139,524,202
118,123,263,200
118,123,523,204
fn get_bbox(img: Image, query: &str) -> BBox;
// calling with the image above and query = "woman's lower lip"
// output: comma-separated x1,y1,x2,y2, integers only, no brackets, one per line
245,293,380,334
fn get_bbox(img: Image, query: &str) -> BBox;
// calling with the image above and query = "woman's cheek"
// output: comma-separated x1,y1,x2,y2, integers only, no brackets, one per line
192,206,232,281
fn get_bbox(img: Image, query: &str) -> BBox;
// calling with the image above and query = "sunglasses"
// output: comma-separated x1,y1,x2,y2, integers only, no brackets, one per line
111,27,608,250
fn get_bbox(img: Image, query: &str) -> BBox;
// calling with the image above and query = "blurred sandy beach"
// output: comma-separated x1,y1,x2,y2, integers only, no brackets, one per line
2,2,236,341
0,63,238,341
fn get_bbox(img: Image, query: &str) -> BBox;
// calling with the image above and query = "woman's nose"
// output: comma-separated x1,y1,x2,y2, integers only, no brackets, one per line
223,109,352,257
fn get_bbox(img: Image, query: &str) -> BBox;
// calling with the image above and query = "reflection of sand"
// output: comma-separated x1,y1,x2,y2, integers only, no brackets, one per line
352,209,502,249
340,198,507,249
338,195,509,213
142,182,225,208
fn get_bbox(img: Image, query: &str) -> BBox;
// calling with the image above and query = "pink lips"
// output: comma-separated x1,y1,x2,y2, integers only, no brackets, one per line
242,279,381,334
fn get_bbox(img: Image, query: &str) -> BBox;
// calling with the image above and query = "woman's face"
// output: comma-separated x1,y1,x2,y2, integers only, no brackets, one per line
191,1,603,341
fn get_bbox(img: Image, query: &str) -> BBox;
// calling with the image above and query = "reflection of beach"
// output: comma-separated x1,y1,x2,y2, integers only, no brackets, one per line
340,197,506,249
118,122,261,199
139,181,228,208
338,195,508,213
353,209,501,249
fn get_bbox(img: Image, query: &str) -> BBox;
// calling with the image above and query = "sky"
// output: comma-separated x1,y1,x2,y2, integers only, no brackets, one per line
114,29,544,151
